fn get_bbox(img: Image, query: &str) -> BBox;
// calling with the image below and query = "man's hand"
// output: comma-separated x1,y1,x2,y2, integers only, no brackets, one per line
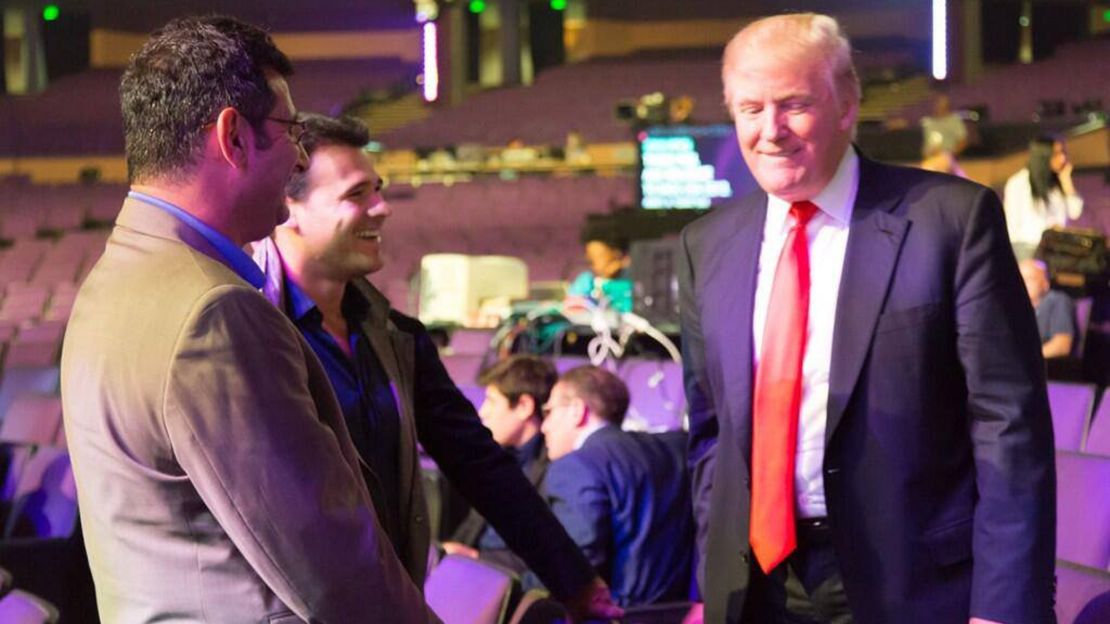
563,576,623,623
440,542,479,559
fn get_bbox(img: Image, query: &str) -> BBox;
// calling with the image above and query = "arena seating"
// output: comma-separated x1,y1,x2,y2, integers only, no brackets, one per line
892,38,1110,125
381,54,727,148
1047,382,1098,452
0,60,418,158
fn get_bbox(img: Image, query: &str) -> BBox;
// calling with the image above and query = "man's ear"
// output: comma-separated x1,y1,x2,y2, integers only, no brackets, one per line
515,394,536,421
282,197,300,229
839,95,860,132
213,106,248,169
573,398,591,427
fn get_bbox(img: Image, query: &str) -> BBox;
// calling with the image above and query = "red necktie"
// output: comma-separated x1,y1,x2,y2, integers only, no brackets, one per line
750,200,818,574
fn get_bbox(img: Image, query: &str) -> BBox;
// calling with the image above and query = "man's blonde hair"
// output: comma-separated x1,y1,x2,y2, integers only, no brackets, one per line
722,13,861,107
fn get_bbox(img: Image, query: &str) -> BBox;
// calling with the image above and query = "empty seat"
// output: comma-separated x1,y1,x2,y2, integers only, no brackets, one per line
1084,395,1110,457
0,588,60,624
0,396,63,446
1056,563,1110,624
425,555,517,624
1055,452,1110,570
0,369,59,423
1047,382,1097,452
552,356,590,374
618,359,686,432
457,384,487,411
449,329,495,356
442,354,487,386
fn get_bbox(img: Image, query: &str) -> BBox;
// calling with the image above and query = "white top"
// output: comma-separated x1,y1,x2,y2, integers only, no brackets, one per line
1003,168,1084,247
752,147,859,519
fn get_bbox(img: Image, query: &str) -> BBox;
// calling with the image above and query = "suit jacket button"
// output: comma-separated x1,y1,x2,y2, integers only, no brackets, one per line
741,553,750,564
415,515,424,524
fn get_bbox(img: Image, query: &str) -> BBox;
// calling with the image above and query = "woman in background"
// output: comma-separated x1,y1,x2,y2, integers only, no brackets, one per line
1004,135,1084,260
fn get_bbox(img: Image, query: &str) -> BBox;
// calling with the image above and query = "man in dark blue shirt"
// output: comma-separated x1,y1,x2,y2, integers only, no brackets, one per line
252,113,620,620
443,355,556,566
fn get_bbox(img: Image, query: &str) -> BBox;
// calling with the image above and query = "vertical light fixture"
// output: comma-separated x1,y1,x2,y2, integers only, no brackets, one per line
932,0,947,80
423,21,439,102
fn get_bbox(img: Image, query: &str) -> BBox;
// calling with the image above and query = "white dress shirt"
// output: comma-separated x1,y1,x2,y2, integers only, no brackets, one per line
1003,167,1084,248
752,147,859,519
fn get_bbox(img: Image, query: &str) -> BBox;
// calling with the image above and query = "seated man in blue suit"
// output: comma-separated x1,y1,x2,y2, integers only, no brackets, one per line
541,365,694,607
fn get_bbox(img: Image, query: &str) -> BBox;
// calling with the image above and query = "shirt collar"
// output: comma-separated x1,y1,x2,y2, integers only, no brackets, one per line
128,190,265,289
284,272,373,327
574,420,611,451
513,432,545,466
284,271,319,322
766,146,859,228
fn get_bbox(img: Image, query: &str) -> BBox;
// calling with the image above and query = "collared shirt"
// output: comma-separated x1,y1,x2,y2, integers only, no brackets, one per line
285,275,404,552
752,146,860,519
127,190,264,289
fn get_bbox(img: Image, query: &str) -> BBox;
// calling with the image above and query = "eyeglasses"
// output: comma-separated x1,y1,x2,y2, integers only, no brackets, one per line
541,396,575,416
265,115,308,145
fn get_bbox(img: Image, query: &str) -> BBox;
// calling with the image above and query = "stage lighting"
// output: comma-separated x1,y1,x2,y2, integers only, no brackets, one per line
468,0,486,14
43,4,60,21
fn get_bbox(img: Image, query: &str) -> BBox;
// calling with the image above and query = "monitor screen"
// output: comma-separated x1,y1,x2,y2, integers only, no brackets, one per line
638,124,758,210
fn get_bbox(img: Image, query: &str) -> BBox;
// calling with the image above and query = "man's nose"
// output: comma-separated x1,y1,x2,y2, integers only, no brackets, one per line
760,107,786,142
368,198,392,218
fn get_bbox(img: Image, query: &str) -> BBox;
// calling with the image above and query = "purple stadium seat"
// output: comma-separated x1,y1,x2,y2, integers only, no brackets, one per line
441,354,486,386
449,329,495,356
617,359,686,432
1055,452,1110,570
0,396,63,446
1056,563,1110,624
0,588,60,624
552,356,590,374
1074,297,1093,358
424,555,516,624
0,368,59,427
1047,382,1097,452
456,384,487,411
1084,395,1110,457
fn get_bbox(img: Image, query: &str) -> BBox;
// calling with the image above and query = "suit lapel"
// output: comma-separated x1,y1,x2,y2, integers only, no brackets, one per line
826,158,908,442
351,281,419,507
707,194,766,467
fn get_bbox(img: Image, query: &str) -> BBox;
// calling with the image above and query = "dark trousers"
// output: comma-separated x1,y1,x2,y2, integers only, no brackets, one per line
741,520,854,624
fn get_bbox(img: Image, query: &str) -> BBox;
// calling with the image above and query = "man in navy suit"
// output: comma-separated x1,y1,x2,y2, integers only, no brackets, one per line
679,13,1055,624
541,365,694,607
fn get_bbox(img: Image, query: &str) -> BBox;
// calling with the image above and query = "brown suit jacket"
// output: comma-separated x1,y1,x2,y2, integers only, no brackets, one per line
61,197,434,623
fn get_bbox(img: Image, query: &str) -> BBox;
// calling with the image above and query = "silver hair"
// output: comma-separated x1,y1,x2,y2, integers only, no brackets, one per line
722,13,861,108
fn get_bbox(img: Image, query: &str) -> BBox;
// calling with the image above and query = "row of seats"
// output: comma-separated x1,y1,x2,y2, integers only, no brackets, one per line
893,37,1110,126
1047,382,1110,456
0,59,418,156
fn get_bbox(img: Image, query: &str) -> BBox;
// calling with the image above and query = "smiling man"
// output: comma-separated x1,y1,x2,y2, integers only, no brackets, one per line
61,16,430,622
253,113,621,621
679,13,1054,624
